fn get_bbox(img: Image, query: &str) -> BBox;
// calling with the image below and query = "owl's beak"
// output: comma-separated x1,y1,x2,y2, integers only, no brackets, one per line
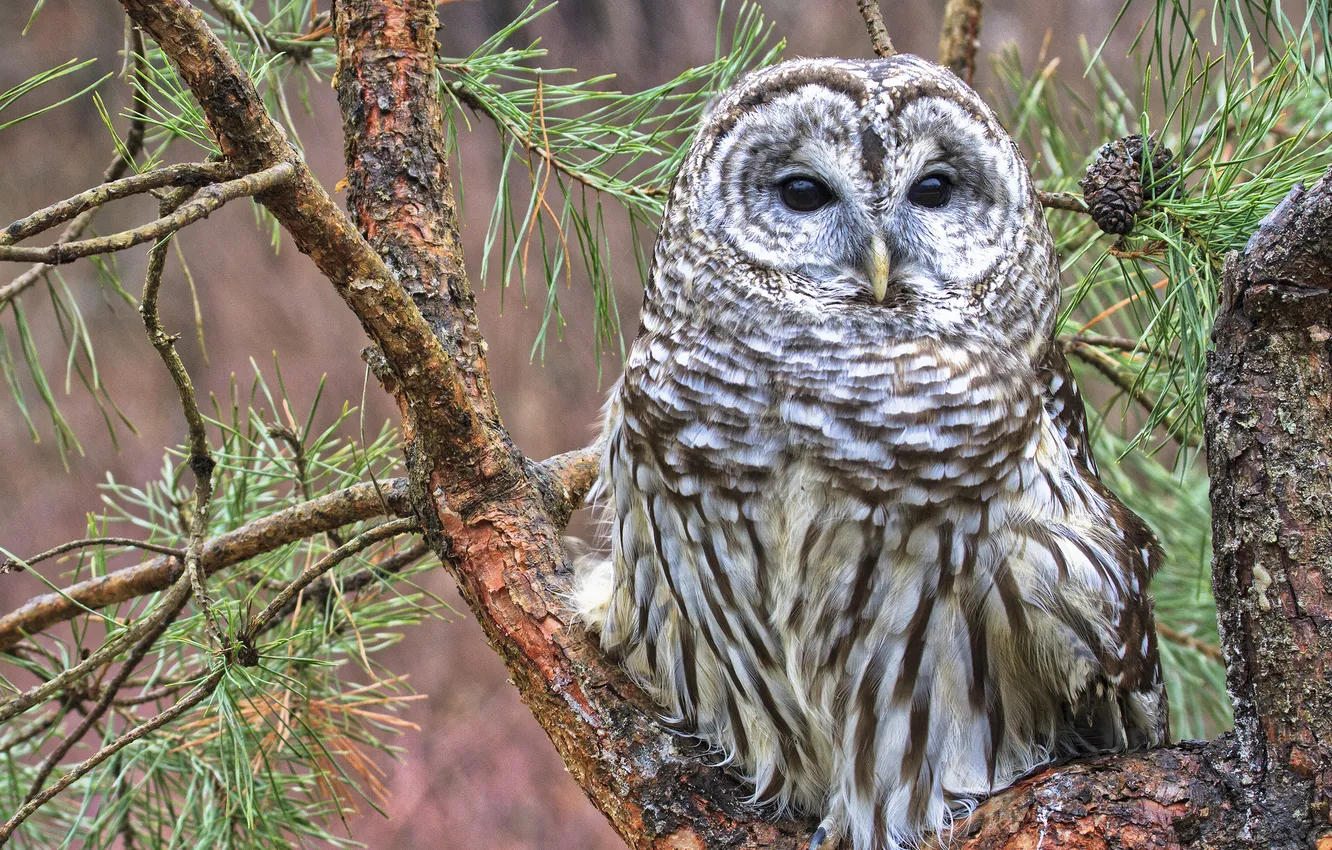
868,234,890,303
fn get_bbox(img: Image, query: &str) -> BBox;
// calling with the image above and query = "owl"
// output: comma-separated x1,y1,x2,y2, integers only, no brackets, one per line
572,55,1167,850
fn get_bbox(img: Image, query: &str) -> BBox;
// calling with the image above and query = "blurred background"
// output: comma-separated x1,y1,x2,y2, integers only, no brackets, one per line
0,2,1144,847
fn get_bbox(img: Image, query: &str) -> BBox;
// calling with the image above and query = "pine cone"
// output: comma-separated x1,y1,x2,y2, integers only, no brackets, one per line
1080,134,1179,235
1124,134,1179,201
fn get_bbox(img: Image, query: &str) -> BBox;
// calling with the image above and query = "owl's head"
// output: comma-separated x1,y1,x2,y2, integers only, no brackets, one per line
656,55,1058,352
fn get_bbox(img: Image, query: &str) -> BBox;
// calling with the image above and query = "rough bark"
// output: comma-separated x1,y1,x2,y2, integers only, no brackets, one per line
1206,173,1332,847
937,0,983,84
107,2,1332,847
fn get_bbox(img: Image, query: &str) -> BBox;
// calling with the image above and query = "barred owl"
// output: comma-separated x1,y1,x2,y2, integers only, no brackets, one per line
573,55,1167,850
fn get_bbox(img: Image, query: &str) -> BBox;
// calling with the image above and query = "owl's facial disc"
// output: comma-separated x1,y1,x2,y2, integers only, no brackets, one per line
680,56,1055,344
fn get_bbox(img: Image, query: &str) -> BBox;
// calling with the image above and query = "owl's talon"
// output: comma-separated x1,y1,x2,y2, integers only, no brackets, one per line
810,813,842,850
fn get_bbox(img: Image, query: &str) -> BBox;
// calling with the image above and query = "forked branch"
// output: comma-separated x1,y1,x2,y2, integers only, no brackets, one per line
0,164,294,265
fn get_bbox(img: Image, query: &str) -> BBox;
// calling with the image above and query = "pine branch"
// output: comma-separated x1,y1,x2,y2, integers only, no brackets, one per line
240,517,419,651
139,182,224,648
0,665,227,845
0,161,235,246
0,163,295,265
0,478,411,653
0,446,597,653
0,56,147,308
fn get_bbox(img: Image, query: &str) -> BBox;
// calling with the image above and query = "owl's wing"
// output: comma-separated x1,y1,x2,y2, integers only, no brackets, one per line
1037,344,1170,748
1038,343,1097,475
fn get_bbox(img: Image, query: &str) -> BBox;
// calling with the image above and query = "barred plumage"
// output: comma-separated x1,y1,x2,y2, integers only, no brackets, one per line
573,55,1167,850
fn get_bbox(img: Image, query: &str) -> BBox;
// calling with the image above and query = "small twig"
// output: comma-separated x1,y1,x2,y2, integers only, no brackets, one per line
113,680,191,707
206,0,269,50
0,711,61,756
1037,189,1089,213
854,0,895,58
259,538,430,636
206,0,321,58
4,538,186,573
112,752,138,850
1059,333,1142,353
268,419,342,547
938,0,983,84
244,518,420,642
0,666,227,846
22,592,189,803
1157,623,1224,663
0,163,296,265
1079,277,1170,333
0,576,194,726
1066,342,1198,448
0,44,148,308
0,162,236,247
140,186,223,650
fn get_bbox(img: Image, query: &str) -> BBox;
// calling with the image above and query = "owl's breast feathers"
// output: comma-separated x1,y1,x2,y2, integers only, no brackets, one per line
592,316,1166,848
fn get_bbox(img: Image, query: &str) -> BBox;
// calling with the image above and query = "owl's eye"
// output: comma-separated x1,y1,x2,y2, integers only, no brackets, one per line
778,176,834,213
907,174,952,208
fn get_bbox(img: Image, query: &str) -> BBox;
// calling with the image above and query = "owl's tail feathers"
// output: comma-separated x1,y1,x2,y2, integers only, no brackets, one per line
564,536,613,633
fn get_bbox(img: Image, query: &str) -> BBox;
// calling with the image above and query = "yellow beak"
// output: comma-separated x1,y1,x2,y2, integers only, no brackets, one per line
868,235,890,303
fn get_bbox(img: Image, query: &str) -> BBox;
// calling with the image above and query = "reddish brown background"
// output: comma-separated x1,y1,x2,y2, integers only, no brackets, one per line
0,2,1135,847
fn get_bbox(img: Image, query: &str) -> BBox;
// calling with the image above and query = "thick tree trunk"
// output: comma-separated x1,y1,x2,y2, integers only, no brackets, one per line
1206,176,1332,847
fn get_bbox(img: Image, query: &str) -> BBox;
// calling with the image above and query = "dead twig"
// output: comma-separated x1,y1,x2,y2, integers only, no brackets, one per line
854,0,895,58
1037,189,1089,214
0,164,296,265
0,162,236,246
4,538,186,572
139,184,224,649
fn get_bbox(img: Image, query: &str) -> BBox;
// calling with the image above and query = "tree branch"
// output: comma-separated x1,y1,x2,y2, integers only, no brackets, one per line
0,445,596,654
0,478,411,653
0,161,235,246
140,180,227,648
938,0,983,84
854,0,895,58
0,163,294,265
117,0,513,505
1037,189,1089,213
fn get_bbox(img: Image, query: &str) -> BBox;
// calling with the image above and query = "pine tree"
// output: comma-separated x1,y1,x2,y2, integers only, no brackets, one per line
0,0,1329,846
